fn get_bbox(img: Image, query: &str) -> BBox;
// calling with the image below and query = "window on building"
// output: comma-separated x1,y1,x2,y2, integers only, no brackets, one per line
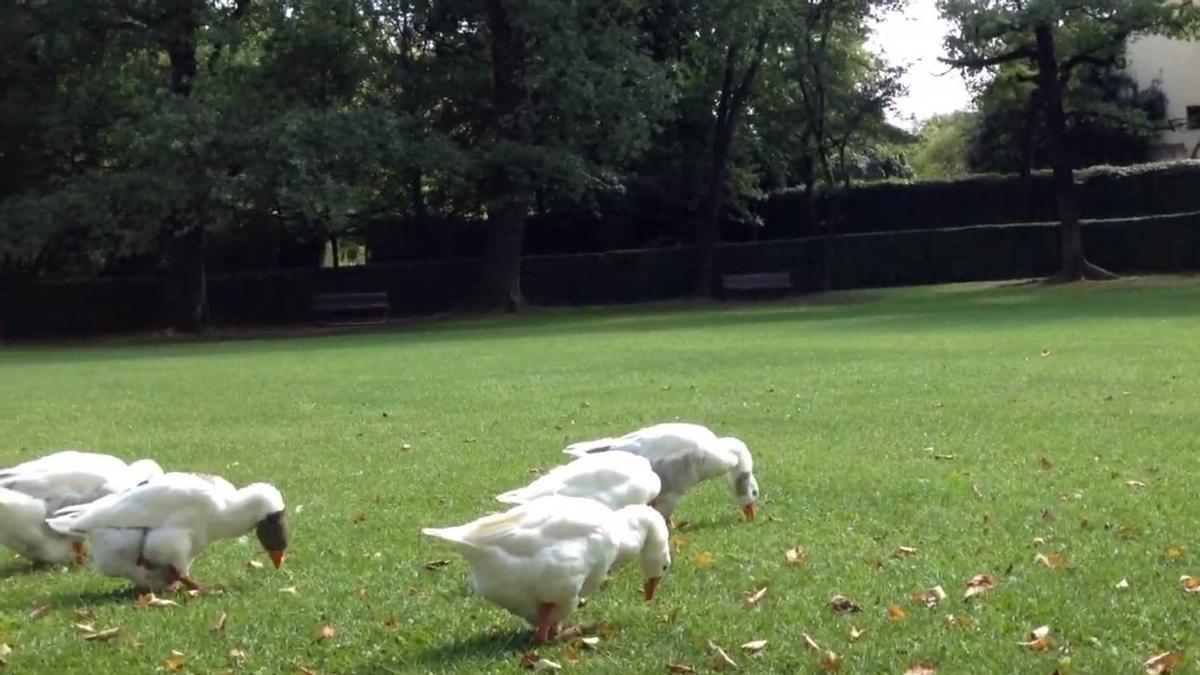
1188,105,1200,130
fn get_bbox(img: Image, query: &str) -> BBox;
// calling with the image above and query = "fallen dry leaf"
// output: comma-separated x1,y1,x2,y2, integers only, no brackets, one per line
1179,575,1200,593
520,652,540,669
247,560,264,570
1126,480,1148,489
1117,524,1144,540
945,614,974,630
562,647,581,666
665,665,696,674
382,615,398,629
28,604,53,620
423,559,451,571
532,658,562,672
579,636,600,649
1019,625,1055,652
163,650,185,672
818,651,843,672
298,667,318,675
356,587,370,599
710,645,738,670
0,643,11,666
895,545,919,558
964,574,997,600
212,612,227,632
73,622,96,634
1117,578,1131,590
672,536,693,552
785,546,806,566
829,595,861,614
1143,651,1183,674
904,662,937,675
909,586,947,607
228,649,246,666
741,640,767,653
693,551,716,568
745,587,767,607
1040,349,1052,357
1036,456,1053,471
317,624,337,641
279,586,298,595
803,632,821,651
849,626,866,641
1165,547,1185,561
137,592,178,608
886,605,907,622
1035,552,1066,569
83,627,120,642
74,608,94,622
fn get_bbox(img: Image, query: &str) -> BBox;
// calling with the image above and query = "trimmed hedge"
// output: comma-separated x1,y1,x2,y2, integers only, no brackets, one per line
759,161,1200,237
3,211,1199,338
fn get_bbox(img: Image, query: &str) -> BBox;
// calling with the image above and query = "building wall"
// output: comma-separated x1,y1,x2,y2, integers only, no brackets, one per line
1125,34,1200,160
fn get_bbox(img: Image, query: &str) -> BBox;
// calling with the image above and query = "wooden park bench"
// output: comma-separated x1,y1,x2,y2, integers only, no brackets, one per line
719,272,793,301
312,291,390,326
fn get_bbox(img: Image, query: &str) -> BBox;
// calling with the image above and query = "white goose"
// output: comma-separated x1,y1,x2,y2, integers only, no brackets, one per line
496,451,661,510
422,495,671,642
563,422,760,525
0,450,164,564
46,472,288,591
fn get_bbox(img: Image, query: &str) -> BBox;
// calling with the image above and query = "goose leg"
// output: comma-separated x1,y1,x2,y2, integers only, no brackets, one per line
534,603,556,643
165,566,204,593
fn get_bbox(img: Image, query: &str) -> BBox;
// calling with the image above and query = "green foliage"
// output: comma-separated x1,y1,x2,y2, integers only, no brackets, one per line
909,112,978,178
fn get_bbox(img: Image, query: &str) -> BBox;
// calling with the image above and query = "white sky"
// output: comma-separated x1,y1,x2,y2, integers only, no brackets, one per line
869,0,974,128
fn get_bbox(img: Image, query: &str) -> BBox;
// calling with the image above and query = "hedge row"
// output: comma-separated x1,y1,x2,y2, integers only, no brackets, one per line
3,211,1199,338
758,161,1200,237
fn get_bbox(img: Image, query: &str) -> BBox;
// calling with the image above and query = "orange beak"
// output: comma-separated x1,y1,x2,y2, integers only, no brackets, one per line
643,577,661,601
270,550,286,569
742,502,757,521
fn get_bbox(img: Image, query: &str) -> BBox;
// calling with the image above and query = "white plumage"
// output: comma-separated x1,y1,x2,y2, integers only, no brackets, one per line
563,422,760,524
496,451,661,510
47,472,288,590
0,450,164,564
422,495,671,642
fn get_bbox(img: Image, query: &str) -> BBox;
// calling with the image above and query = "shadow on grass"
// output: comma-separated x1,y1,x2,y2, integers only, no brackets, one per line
0,560,66,579
344,627,531,674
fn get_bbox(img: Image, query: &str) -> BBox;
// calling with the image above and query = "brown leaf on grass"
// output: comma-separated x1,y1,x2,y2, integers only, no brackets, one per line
74,622,96,634
964,574,997,600
709,645,738,670
351,512,369,524
1165,547,1185,561
74,608,94,622
316,624,337,641
886,605,907,622
817,651,843,672
1179,575,1200,593
228,649,246,666
423,559,451,571
849,626,866,641
829,595,861,614
163,650,185,671
1036,456,1053,471
909,586,947,607
1126,480,1148,489
83,627,120,642
520,652,541,669
785,546,806,566
211,612,227,633
1019,625,1055,652
279,587,299,595
28,604,53,619
1035,552,1066,569
579,636,600,649
137,592,178,608
904,663,937,675
741,640,767,653
1143,651,1183,674
382,615,398,628
247,560,264,570
693,551,716,567
665,665,696,674
803,633,821,651
671,536,693,552
895,546,919,558
945,614,974,630
298,667,318,675
562,647,581,666
745,587,767,607
356,587,370,599
531,658,562,672
0,643,12,667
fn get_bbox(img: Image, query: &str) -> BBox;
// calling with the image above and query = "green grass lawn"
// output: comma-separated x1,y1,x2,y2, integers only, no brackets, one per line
2,276,1200,674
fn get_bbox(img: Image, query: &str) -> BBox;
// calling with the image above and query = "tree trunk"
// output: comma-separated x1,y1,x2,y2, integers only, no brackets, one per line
476,0,530,311
410,169,426,223
818,149,837,291
1018,89,1039,220
164,4,209,331
694,28,768,297
1034,24,1116,282
167,224,207,333
330,233,340,268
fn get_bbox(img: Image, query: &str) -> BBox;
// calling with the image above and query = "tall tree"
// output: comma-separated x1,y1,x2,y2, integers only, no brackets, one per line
939,0,1198,282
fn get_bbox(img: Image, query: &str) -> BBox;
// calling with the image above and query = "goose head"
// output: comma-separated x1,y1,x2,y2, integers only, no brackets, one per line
129,460,165,485
240,483,288,568
722,438,758,520
618,504,671,600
